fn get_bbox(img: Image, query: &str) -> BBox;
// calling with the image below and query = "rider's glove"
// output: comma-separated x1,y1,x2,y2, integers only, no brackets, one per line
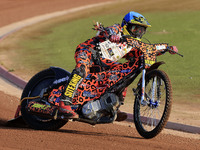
109,34,121,43
169,46,178,54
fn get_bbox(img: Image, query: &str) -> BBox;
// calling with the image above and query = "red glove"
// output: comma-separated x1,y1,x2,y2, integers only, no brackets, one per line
169,46,178,54
109,35,120,43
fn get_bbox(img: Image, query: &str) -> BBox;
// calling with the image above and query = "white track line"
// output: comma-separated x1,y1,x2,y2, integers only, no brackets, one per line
0,1,113,41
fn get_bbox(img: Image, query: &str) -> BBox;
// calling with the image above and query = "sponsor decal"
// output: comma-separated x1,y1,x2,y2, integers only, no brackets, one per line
108,69,132,74
78,60,89,65
109,70,120,73
85,74,91,80
77,52,88,60
83,91,97,98
27,102,56,115
53,76,69,85
120,69,131,73
109,74,118,81
107,48,114,56
145,60,155,65
80,83,90,88
97,74,105,81
156,45,166,50
65,74,82,98
31,103,51,110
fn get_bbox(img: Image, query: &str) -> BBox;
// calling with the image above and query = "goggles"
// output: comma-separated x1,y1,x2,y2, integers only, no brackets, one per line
127,24,146,38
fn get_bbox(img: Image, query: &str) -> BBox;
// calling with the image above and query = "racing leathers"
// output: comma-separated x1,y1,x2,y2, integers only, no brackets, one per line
49,24,169,119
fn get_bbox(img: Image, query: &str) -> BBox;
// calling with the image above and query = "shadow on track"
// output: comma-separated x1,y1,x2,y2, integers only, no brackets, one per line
0,117,142,139
0,118,7,126
0,117,29,129
58,128,143,140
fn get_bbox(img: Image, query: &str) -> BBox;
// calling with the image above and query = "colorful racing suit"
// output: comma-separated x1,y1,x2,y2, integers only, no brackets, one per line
49,24,168,106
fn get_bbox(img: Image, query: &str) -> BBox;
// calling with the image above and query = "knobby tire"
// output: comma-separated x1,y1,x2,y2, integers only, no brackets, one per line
21,68,68,130
134,69,172,139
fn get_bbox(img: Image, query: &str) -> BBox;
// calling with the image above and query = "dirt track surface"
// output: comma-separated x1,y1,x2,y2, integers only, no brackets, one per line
0,89,199,150
0,0,199,149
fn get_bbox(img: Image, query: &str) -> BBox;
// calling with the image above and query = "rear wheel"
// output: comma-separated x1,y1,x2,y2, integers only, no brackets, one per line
134,69,172,138
21,68,68,130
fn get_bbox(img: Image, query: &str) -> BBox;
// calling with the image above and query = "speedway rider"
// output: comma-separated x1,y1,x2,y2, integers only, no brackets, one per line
48,11,178,120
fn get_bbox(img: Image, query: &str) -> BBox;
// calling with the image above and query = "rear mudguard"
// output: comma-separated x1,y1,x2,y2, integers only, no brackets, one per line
49,66,71,86
12,67,71,120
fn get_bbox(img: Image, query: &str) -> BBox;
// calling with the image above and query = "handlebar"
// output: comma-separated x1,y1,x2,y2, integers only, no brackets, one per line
166,48,184,57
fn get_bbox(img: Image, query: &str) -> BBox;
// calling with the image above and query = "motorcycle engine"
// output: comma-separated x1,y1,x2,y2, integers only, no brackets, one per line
82,93,120,120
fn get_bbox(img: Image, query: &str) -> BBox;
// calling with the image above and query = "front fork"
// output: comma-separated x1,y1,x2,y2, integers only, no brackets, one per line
133,61,165,107
140,68,157,106
141,69,147,106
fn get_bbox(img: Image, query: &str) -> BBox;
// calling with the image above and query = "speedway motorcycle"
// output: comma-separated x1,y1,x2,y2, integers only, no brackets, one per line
11,35,183,139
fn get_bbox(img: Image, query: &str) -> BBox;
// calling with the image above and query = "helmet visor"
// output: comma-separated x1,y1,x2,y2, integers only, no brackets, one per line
127,24,146,39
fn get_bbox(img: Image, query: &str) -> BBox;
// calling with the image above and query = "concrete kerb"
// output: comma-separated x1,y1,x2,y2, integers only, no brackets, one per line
0,65,26,89
0,2,199,135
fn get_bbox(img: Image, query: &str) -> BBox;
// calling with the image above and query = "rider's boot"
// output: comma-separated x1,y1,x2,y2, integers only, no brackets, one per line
57,100,79,119
49,87,79,119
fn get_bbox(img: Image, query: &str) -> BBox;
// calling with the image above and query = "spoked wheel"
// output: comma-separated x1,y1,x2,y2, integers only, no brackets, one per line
21,68,68,130
134,69,172,139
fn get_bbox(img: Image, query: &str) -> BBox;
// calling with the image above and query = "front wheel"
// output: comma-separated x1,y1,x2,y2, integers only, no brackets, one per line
134,69,172,139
